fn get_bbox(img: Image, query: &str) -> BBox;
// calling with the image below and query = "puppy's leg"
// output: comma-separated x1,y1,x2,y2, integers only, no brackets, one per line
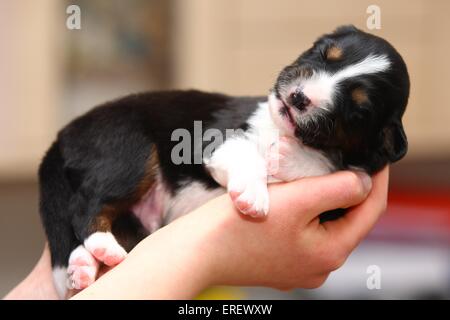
84,232,127,267
267,136,304,181
67,245,99,290
68,143,160,269
72,200,128,267
39,142,82,298
67,189,151,289
206,137,269,217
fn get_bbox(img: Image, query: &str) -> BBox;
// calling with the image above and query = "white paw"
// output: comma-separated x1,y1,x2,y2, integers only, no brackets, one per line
67,245,98,290
267,136,300,181
229,178,269,218
84,232,127,267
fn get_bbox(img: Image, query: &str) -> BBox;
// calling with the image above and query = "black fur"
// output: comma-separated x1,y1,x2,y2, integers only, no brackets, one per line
39,142,79,266
39,90,261,267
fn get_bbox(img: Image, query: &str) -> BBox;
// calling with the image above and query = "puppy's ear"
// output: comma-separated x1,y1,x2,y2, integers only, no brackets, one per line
382,120,408,162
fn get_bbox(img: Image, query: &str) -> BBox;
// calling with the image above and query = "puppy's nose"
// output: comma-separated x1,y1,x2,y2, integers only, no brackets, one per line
290,90,311,111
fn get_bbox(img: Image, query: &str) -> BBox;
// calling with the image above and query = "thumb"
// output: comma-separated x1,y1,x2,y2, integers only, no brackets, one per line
269,170,372,222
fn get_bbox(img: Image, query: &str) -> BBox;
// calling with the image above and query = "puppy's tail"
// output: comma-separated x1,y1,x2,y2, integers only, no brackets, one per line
38,141,78,298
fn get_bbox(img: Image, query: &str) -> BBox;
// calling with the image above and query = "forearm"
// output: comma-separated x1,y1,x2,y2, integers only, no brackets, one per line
71,197,233,300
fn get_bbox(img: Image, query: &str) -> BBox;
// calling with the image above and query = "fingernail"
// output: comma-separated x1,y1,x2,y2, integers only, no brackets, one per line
354,171,372,193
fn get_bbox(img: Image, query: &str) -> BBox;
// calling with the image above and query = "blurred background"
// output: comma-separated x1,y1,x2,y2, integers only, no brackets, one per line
0,0,449,299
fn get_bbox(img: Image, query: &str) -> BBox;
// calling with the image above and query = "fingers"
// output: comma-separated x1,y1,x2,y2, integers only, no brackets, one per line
323,166,389,250
269,170,372,222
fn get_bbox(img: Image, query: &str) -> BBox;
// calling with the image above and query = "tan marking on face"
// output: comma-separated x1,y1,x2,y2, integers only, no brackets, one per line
326,46,343,60
352,88,368,105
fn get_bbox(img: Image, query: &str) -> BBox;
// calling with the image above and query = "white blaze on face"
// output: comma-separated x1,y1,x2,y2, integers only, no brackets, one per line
289,54,391,109
301,74,335,107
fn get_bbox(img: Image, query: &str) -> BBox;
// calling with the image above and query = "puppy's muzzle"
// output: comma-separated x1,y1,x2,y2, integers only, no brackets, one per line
289,89,311,111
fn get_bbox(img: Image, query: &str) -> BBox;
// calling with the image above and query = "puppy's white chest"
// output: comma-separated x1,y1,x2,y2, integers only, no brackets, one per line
268,138,334,182
204,101,335,217
206,102,334,187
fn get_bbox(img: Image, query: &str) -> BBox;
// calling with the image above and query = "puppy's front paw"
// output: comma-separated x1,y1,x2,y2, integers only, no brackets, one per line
229,179,269,218
84,232,127,267
267,136,299,181
68,245,98,290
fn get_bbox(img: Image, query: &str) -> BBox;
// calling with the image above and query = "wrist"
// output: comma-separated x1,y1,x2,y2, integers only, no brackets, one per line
186,194,252,288
178,195,236,289
132,197,234,298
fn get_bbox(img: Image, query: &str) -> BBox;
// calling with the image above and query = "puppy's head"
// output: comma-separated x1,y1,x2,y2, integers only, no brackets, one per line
269,25,410,173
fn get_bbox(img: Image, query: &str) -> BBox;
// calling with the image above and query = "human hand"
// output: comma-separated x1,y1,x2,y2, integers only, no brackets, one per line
204,167,388,290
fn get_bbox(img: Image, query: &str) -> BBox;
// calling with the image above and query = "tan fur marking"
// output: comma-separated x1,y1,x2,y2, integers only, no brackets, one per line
352,88,368,104
326,46,343,60
92,205,117,233
135,148,159,197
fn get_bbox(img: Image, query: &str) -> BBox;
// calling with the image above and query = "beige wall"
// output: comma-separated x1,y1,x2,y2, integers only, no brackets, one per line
0,0,62,179
172,0,450,160
0,0,448,179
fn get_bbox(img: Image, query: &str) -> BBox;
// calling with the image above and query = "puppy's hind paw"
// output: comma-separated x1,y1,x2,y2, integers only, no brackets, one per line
67,245,99,290
84,232,127,267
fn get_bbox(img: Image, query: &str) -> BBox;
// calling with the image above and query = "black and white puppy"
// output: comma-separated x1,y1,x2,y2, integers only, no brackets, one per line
39,25,409,297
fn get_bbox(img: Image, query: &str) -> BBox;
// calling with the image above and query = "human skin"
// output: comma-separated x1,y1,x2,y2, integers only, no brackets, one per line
4,167,388,300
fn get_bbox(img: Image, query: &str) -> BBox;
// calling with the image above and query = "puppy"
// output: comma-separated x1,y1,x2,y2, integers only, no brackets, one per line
38,25,409,297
